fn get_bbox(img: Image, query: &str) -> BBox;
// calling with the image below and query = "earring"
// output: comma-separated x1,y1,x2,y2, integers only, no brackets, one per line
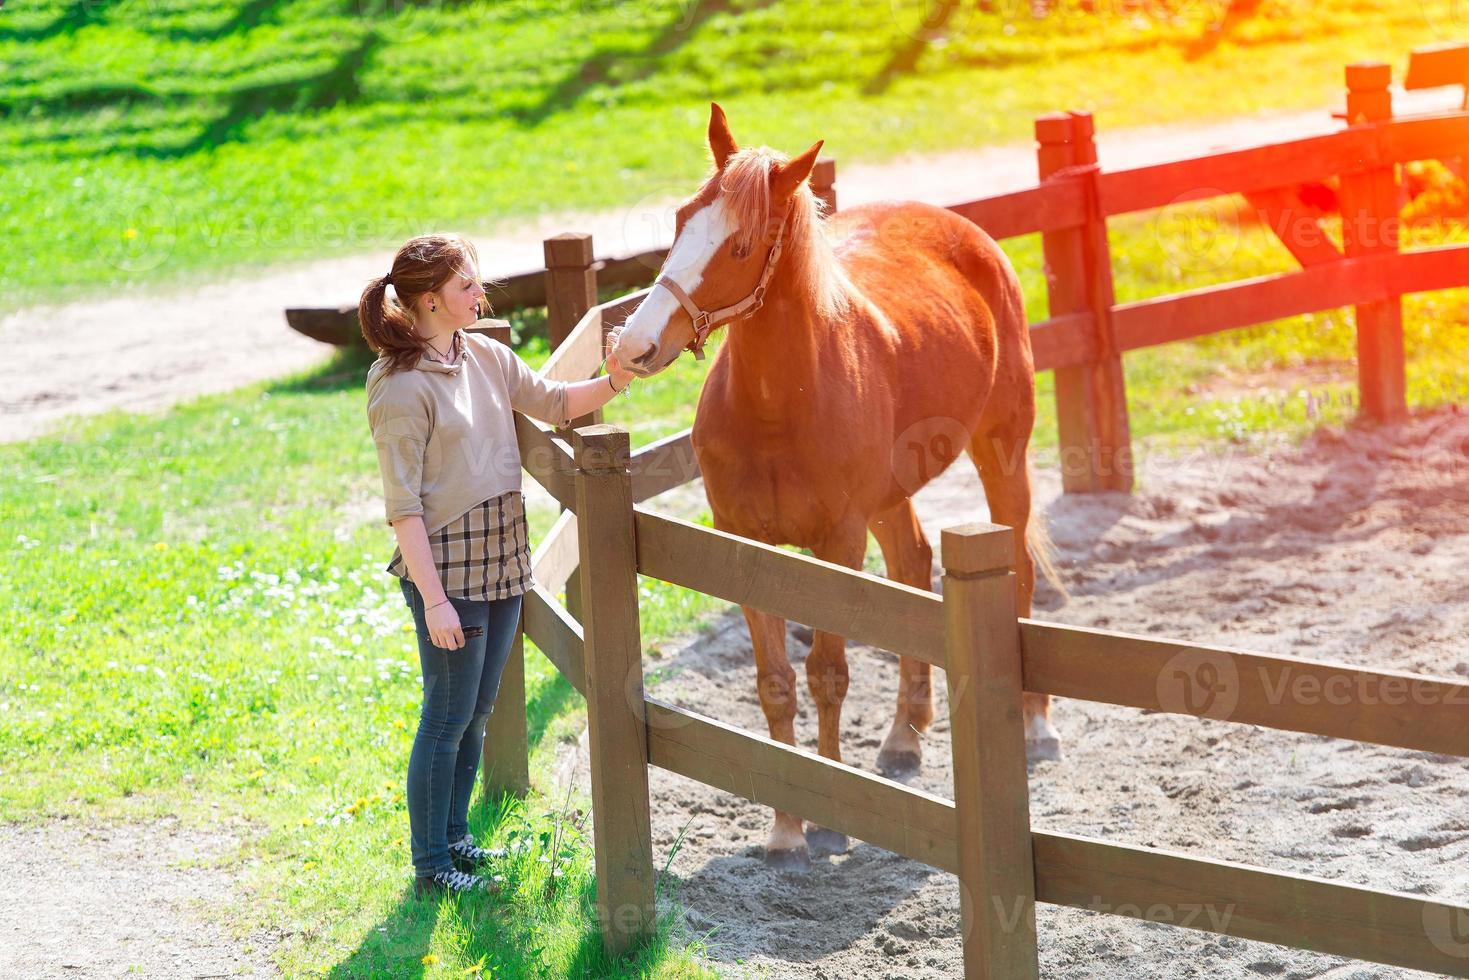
430,302,436,312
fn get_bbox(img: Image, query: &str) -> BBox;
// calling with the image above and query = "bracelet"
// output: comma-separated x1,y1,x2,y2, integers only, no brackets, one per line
607,374,629,395
426,598,450,612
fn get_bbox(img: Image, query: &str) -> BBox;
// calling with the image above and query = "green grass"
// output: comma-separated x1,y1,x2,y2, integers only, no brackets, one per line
5,0,1466,310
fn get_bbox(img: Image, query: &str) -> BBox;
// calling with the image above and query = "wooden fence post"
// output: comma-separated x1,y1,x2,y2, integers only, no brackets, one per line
573,424,655,956
545,232,601,622
544,232,597,349
1036,111,1133,494
942,522,1039,980
482,617,529,801
1340,62,1408,422
812,157,838,214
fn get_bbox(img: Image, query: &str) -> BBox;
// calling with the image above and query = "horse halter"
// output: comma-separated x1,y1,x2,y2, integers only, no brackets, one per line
651,205,793,361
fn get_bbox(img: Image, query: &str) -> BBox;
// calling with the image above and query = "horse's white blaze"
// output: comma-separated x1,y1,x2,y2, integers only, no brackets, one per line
619,197,735,362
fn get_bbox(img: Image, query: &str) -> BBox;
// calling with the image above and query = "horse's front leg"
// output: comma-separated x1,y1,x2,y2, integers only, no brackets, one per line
739,603,811,870
799,520,869,858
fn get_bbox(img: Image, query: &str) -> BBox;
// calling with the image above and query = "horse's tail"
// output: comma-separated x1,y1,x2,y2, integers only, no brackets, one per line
1025,461,1070,604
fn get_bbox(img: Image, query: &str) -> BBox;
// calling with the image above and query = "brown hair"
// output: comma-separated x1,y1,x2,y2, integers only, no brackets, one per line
358,234,484,374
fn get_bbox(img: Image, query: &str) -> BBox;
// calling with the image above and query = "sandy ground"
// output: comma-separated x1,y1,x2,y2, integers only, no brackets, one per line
0,814,283,979
5,87,1462,445
549,407,1469,979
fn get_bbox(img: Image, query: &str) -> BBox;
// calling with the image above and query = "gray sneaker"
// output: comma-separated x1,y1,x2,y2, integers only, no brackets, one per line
448,833,493,874
413,868,490,900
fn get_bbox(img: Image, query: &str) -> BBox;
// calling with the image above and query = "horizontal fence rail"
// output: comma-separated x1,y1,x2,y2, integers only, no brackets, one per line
1021,620,1469,757
633,508,946,667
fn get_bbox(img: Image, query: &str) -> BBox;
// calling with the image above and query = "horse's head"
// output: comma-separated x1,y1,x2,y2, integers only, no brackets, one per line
612,103,824,377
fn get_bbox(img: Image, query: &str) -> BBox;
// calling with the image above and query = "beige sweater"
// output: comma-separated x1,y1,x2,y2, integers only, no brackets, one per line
365,329,571,534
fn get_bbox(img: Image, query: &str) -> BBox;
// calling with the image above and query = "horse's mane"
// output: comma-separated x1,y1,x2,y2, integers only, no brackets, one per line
718,147,851,320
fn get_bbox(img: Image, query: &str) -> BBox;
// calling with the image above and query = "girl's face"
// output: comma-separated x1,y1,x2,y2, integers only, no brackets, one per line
428,261,486,328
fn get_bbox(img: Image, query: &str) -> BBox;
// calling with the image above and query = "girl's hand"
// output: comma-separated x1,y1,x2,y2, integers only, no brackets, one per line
426,599,464,650
605,326,635,390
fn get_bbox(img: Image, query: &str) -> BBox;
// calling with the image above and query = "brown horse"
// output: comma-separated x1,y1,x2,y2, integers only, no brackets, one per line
611,104,1063,868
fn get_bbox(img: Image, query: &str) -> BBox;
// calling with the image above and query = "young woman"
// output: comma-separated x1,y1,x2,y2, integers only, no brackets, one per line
360,233,634,899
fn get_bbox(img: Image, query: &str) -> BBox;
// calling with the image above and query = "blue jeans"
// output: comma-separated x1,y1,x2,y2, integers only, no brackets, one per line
398,577,523,877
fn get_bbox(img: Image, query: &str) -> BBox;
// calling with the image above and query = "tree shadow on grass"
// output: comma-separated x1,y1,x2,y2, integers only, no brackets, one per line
513,0,779,126
0,0,117,42
161,0,288,41
6,29,380,160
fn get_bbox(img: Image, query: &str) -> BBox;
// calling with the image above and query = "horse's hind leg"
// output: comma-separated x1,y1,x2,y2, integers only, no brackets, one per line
868,498,937,781
740,603,810,870
967,424,1063,763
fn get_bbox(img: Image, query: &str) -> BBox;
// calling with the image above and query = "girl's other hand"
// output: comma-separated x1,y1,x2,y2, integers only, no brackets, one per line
426,600,464,650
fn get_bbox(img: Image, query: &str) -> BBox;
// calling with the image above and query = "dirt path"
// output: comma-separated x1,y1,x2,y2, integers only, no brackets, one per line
0,814,282,979
610,408,1469,979
6,87,1462,445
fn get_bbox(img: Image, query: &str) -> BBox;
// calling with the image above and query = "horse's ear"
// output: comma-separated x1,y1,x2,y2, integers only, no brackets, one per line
772,140,824,201
708,103,738,171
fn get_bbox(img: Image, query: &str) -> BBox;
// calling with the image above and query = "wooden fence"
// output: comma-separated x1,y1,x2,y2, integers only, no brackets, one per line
439,54,1469,976
486,411,1469,977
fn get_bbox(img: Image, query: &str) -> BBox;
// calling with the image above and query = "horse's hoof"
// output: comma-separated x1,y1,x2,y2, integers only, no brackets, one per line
1026,736,1063,764
876,748,922,782
804,825,849,857
764,847,812,872
789,624,814,646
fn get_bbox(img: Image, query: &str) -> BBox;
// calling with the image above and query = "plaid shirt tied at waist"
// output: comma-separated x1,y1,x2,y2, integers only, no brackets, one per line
386,491,533,601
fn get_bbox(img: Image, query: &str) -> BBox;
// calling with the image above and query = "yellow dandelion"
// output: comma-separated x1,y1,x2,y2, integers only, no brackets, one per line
355,796,369,809
302,860,317,870
422,954,439,966
394,719,408,731
308,755,322,765
123,227,139,241
462,955,487,976
248,769,266,780
153,542,168,552
402,623,415,632
300,817,312,827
